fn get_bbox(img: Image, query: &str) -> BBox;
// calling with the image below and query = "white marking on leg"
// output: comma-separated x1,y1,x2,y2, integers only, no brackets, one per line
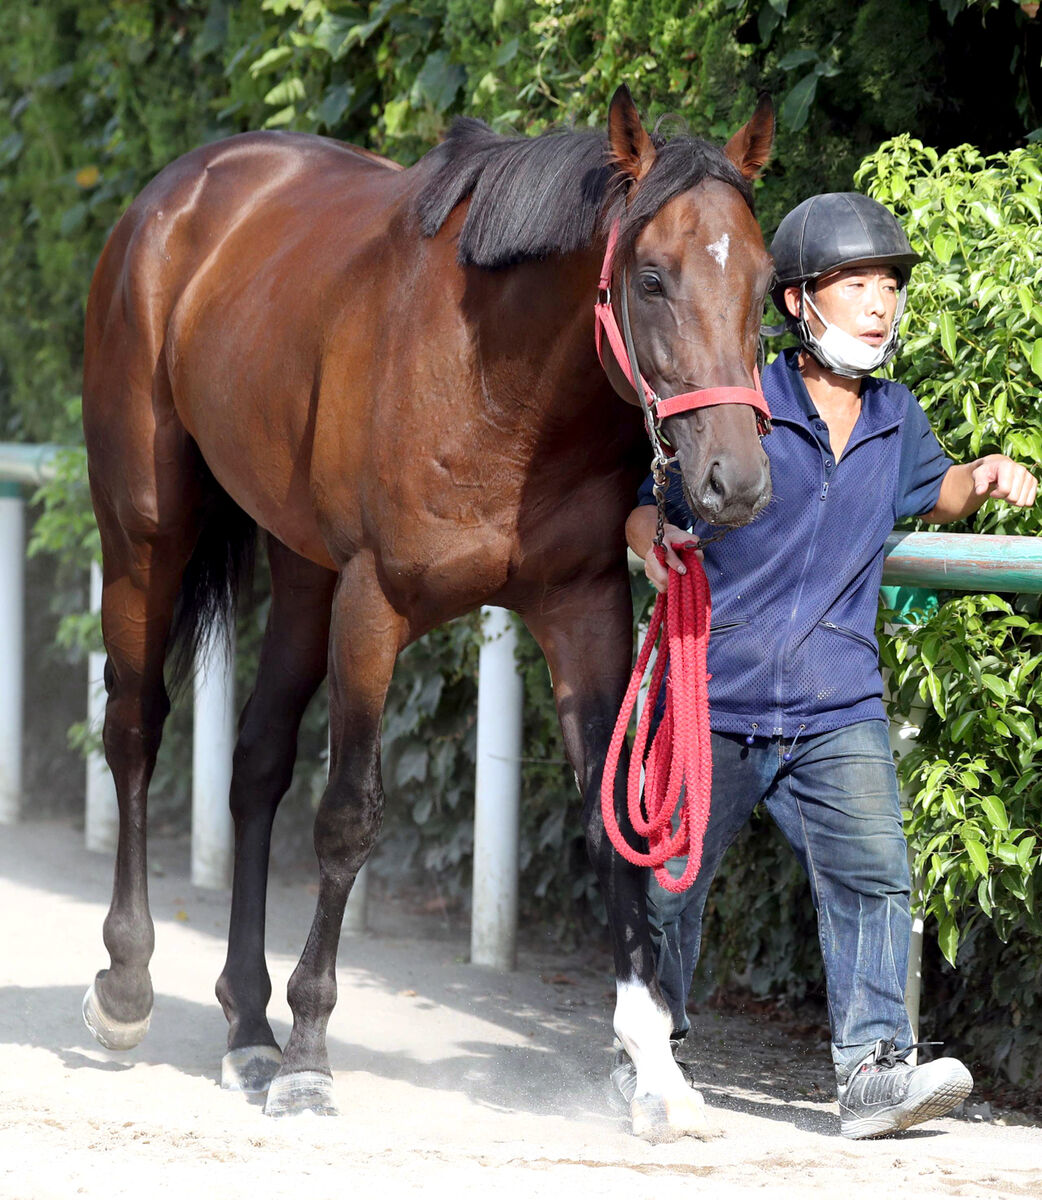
614,978,685,1098
706,233,730,271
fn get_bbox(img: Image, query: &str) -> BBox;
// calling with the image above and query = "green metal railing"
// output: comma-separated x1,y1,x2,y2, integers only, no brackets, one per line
0,443,62,490
883,530,1042,595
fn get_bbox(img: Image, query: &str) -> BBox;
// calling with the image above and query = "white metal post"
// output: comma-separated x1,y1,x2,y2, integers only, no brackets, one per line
0,484,24,824
192,631,236,888
343,862,370,934
85,561,118,852
889,710,927,1061
471,606,524,970
340,714,369,934
884,641,928,1065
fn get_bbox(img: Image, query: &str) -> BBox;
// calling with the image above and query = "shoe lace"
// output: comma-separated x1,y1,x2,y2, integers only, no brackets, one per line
871,1038,943,1069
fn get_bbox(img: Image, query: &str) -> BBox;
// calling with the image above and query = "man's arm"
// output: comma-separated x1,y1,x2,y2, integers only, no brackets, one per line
922,454,1037,523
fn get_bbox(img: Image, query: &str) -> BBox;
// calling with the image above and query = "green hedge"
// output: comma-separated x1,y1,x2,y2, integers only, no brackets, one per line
867,138,1042,1084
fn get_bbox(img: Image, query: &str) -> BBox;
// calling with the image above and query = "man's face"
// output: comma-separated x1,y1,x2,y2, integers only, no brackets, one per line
785,265,901,349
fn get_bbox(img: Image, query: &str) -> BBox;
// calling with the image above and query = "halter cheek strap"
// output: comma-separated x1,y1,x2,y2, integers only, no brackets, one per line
593,221,772,446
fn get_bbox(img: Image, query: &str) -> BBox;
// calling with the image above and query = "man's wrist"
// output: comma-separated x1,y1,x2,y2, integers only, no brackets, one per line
626,504,659,561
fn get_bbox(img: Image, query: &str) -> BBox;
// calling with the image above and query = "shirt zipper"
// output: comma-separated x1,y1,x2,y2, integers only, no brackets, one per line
771,438,831,733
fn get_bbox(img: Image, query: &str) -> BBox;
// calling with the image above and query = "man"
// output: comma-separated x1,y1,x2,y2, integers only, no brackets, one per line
621,192,1037,1139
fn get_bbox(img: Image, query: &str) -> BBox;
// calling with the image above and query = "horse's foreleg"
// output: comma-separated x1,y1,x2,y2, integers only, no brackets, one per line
264,552,404,1118
84,516,200,1051
523,575,708,1143
217,537,336,1094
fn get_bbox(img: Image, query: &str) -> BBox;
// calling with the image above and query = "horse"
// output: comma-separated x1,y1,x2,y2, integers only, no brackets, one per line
80,85,774,1143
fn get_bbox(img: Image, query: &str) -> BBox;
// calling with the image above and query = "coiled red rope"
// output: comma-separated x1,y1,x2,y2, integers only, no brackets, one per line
600,545,713,894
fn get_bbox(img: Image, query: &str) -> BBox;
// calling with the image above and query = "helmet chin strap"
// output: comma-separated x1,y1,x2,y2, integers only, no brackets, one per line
797,283,906,379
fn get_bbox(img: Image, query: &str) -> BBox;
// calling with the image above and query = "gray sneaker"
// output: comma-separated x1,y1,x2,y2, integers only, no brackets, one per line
838,1039,972,1139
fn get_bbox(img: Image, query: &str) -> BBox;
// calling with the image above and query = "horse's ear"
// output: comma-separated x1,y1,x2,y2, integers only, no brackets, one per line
607,85,656,184
723,93,775,181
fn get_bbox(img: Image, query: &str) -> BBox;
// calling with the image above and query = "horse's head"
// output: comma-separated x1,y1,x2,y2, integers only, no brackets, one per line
600,88,775,528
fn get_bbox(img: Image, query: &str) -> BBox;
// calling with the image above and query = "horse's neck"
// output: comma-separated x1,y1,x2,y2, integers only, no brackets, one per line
471,250,639,459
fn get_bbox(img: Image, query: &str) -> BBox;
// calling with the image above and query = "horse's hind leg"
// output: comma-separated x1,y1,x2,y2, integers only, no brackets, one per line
217,536,336,1094
264,552,405,1118
82,475,205,1050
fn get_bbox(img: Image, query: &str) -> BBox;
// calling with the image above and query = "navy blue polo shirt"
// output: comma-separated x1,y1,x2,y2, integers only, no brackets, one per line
637,348,952,738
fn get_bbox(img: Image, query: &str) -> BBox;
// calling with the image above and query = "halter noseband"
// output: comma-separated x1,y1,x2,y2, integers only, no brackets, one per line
593,220,772,463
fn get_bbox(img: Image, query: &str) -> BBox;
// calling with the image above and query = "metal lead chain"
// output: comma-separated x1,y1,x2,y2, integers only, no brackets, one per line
652,456,670,548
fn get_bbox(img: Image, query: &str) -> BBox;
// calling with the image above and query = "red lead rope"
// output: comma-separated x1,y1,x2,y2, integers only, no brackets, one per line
600,545,713,894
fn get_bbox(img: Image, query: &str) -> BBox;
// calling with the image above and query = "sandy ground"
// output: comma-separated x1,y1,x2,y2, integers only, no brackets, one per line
1,817,1041,1200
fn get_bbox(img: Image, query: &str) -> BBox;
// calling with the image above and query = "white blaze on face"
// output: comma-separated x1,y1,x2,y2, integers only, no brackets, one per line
706,232,730,271
614,978,687,1098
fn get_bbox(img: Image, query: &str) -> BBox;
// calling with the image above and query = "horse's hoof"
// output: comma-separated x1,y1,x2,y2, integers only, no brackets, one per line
631,1086,711,1144
82,983,151,1051
221,1045,283,1093
263,1070,339,1118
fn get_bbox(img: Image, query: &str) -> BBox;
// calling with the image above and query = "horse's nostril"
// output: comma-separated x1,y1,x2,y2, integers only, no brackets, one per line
708,464,727,499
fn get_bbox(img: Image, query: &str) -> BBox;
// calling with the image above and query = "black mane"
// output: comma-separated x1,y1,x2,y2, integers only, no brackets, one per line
416,116,754,269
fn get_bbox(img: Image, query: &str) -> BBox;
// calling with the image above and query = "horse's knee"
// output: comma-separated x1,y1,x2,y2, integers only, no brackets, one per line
313,796,381,879
312,761,383,876
581,772,641,878
103,688,170,767
565,709,615,793
230,726,297,820
582,808,615,877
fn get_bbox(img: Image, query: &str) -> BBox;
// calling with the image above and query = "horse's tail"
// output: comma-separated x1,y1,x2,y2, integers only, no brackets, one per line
166,474,257,696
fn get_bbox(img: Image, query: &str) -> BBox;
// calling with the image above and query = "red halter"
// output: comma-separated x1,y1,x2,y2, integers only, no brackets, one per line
593,221,772,441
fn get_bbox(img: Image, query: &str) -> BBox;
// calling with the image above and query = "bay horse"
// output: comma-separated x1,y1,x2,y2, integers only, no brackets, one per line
80,86,774,1142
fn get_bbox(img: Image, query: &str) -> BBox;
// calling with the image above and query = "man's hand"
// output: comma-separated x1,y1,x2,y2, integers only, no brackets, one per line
926,454,1038,523
971,455,1038,508
644,523,703,594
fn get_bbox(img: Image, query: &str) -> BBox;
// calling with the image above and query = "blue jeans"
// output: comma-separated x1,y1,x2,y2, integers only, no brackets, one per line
646,720,913,1081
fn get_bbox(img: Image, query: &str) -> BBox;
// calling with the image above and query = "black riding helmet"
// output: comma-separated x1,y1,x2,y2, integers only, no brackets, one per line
771,192,920,300
768,192,921,376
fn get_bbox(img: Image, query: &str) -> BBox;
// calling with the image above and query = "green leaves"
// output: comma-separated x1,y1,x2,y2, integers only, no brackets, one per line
980,794,1009,831
938,311,958,361
938,913,960,966
777,41,841,132
779,73,818,132
932,232,958,265
872,136,1042,978
314,82,355,129
249,46,295,77
493,38,519,67
887,590,1042,972
861,138,1042,536
413,51,466,114
962,835,989,877
948,710,977,742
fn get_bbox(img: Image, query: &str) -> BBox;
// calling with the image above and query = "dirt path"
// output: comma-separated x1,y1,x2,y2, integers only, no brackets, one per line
1,817,1039,1199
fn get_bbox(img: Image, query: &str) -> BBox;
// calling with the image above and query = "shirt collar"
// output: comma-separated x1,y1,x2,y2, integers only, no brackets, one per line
766,348,904,440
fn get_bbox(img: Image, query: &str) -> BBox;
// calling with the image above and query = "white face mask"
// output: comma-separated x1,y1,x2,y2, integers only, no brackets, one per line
799,285,904,379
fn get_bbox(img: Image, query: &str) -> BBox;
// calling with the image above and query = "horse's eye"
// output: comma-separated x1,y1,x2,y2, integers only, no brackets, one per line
639,273,663,296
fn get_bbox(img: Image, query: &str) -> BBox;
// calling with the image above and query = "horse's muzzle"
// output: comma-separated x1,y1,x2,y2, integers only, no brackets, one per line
688,453,772,528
